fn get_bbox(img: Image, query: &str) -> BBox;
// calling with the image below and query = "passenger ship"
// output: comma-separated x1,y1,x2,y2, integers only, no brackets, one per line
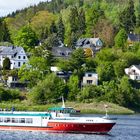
0,102,116,133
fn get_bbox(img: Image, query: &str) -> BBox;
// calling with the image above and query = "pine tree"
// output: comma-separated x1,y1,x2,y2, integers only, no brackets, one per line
69,6,79,33
78,8,86,35
57,16,65,43
3,57,11,70
0,19,4,42
119,0,136,32
136,0,140,27
50,21,57,34
2,21,11,42
115,28,127,49
136,13,140,27
0,19,11,42
67,32,78,48
40,26,48,40
78,0,84,7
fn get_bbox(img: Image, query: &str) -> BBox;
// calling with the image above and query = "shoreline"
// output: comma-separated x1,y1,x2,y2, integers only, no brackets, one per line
0,101,137,115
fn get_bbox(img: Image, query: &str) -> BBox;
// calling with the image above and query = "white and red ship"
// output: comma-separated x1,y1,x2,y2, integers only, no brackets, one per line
0,102,116,134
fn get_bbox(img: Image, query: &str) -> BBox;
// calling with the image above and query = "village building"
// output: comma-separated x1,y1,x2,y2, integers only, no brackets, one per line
0,46,28,69
82,72,98,86
127,33,140,46
125,65,140,80
76,38,103,56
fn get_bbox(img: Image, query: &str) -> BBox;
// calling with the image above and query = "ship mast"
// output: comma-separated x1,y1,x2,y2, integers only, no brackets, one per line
62,96,65,108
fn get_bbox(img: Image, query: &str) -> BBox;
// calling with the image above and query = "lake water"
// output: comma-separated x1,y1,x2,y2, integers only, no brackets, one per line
0,114,140,140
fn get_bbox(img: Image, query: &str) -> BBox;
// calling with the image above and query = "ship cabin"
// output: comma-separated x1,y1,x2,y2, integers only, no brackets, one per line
0,112,51,127
48,107,77,118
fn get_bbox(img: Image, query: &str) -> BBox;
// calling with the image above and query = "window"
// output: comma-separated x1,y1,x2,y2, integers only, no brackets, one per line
26,118,33,124
19,118,25,123
18,56,21,59
135,76,139,80
60,52,65,56
4,118,10,123
0,118,3,122
18,62,20,67
12,118,18,123
67,52,71,55
88,74,92,77
23,56,26,59
87,80,93,84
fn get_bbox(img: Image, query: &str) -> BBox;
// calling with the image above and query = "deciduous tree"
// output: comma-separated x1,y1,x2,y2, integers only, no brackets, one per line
14,25,38,51
29,73,67,104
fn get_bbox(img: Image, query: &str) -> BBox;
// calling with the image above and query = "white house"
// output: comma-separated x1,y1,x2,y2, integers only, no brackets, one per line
125,65,140,80
82,72,98,86
0,46,28,69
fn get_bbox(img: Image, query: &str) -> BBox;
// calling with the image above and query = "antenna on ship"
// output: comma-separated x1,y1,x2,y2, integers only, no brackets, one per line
62,96,65,108
104,104,108,118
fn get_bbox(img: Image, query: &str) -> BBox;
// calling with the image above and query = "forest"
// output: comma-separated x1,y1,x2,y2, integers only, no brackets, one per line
0,0,140,110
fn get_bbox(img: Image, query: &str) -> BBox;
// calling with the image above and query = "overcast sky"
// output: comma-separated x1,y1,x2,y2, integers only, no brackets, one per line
0,0,48,17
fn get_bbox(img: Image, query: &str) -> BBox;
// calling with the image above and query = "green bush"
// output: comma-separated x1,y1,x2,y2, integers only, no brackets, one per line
0,88,20,101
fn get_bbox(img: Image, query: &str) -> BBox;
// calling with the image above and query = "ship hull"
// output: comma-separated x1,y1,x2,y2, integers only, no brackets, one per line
47,122,115,133
0,122,115,134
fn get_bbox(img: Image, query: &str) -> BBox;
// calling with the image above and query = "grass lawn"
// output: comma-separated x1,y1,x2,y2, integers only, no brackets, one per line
0,100,135,115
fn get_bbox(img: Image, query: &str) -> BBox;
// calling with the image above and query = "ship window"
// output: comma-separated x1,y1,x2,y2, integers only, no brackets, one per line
4,118,10,123
0,118,3,122
19,118,25,123
7,118,10,122
26,118,33,123
12,118,18,123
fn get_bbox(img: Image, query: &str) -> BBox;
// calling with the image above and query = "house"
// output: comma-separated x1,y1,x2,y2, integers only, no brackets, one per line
0,46,28,69
56,71,72,82
50,66,72,82
52,46,73,58
127,33,140,46
82,72,98,86
50,66,60,72
7,76,27,88
76,38,103,55
125,65,140,80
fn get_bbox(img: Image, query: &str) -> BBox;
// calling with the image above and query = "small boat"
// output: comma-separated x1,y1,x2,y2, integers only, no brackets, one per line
0,100,116,133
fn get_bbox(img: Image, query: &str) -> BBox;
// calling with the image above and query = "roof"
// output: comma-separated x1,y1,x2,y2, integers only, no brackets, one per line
48,107,73,111
132,65,140,70
0,113,50,117
128,34,140,42
52,47,73,57
85,72,98,75
76,38,100,48
0,46,23,55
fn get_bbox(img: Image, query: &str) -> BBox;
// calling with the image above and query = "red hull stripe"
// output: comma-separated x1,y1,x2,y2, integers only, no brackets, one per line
0,123,115,133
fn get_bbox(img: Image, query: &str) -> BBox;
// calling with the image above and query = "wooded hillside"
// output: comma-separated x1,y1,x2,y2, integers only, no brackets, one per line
0,0,139,48
0,0,140,110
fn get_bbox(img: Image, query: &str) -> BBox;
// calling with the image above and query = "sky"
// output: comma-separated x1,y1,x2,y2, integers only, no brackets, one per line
0,0,48,17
